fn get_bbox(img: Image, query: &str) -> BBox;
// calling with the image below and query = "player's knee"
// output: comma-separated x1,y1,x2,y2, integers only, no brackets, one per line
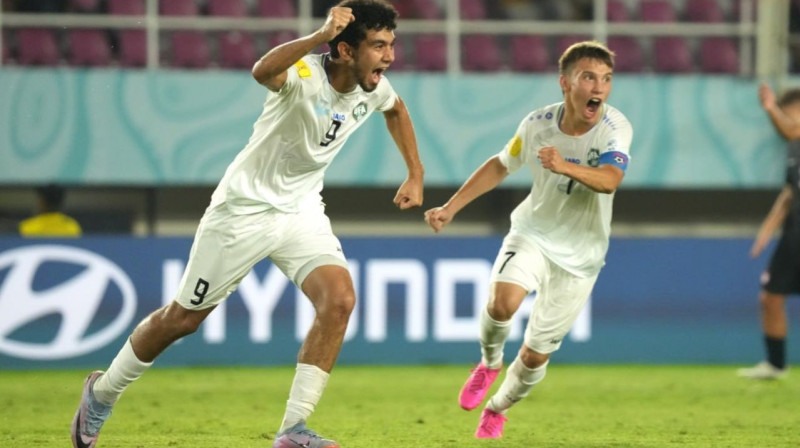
486,300,515,322
760,293,784,312
158,303,205,337
519,345,549,369
317,286,355,322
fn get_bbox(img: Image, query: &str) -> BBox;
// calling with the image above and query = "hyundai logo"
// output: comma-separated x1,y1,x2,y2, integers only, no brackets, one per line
0,245,136,360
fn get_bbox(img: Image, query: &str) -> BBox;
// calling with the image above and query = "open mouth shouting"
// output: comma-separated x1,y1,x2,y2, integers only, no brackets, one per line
584,97,603,120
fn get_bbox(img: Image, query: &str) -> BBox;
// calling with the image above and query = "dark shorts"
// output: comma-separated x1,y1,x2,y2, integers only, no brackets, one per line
763,234,800,295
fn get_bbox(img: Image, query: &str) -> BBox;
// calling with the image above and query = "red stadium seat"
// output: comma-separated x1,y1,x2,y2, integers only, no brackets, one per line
640,0,677,22
2,34,10,64
258,0,297,17
413,0,442,19
389,0,415,19
160,0,198,16
170,32,211,68
109,0,144,15
462,35,502,72
69,0,100,12
119,30,146,67
607,36,644,72
209,0,249,17
17,28,60,66
389,37,411,71
607,0,630,22
267,30,300,51
685,0,726,22
68,29,112,66
556,35,591,57
510,35,551,72
700,38,739,73
414,34,446,71
653,37,694,72
219,31,257,69
460,0,487,20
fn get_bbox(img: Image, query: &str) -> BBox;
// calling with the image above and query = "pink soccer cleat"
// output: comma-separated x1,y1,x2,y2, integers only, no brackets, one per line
475,408,507,439
458,363,501,410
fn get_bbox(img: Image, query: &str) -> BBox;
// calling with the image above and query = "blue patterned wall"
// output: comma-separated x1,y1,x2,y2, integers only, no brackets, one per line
0,69,785,187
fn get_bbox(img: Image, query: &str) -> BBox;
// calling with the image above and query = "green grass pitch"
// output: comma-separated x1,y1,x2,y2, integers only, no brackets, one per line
1,365,798,447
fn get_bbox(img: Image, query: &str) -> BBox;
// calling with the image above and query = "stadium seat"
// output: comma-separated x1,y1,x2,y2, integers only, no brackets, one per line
69,0,100,12
119,30,146,67
462,35,502,72
460,0,487,20
390,0,415,19
700,38,739,73
640,0,677,22
170,32,211,68
509,35,550,72
2,34,10,64
607,36,644,72
109,0,144,15
414,0,442,19
607,0,630,22
257,0,297,17
160,0,198,16
556,34,591,57
414,34,446,71
685,0,725,22
219,31,257,69
209,0,249,17
68,29,112,66
267,30,300,50
389,36,411,71
653,37,694,72
17,28,60,66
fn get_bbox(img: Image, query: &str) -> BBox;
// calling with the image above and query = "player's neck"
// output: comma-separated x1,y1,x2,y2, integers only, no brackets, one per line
325,56,358,94
559,105,597,136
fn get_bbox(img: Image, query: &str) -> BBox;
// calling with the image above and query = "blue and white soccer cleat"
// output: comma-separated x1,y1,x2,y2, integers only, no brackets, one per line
71,371,113,448
273,421,340,448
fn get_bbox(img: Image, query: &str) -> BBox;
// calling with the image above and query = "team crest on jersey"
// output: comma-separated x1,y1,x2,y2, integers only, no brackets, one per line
588,148,600,167
353,102,368,121
508,135,522,157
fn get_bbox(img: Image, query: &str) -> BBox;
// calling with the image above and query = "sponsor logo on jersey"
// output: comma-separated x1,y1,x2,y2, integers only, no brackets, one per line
508,135,522,157
588,148,600,167
565,157,580,164
333,112,347,122
353,102,367,121
0,245,137,360
294,60,312,78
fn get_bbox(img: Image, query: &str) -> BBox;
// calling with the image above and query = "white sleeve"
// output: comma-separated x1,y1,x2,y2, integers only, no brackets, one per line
497,117,531,174
276,57,320,101
374,76,399,112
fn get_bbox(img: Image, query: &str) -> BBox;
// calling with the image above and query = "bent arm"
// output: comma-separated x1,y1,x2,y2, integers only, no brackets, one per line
752,185,793,257
384,97,424,180
763,106,800,141
443,155,509,216
560,163,624,194
251,33,328,91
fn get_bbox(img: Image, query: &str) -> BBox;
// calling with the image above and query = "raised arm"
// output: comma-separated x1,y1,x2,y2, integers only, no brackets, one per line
252,7,354,91
537,146,624,194
384,96,425,210
760,83,800,141
751,185,793,258
424,156,509,233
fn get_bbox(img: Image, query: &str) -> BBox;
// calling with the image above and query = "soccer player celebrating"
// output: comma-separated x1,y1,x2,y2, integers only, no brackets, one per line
738,83,800,381
71,2,423,448
425,41,632,439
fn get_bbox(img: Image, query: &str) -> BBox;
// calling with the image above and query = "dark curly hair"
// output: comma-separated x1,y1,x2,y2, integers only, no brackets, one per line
558,41,615,75
329,0,398,58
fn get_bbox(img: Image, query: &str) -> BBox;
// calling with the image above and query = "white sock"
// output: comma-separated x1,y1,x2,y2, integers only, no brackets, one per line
279,363,330,433
486,357,548,413
93,338,153,405
480,307,512,369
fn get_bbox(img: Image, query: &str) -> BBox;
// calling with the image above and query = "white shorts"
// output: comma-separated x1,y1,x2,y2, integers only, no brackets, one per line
174,202,348,310
490,232,598,354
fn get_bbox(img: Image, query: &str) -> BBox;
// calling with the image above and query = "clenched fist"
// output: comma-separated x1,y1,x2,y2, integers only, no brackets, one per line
318,7,355,41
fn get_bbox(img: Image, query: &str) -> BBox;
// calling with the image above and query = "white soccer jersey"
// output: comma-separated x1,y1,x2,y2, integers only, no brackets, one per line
498,102,633,277
210,54,398,214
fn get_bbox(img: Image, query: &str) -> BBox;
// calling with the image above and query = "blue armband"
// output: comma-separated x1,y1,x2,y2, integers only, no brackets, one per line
598,151,628,171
